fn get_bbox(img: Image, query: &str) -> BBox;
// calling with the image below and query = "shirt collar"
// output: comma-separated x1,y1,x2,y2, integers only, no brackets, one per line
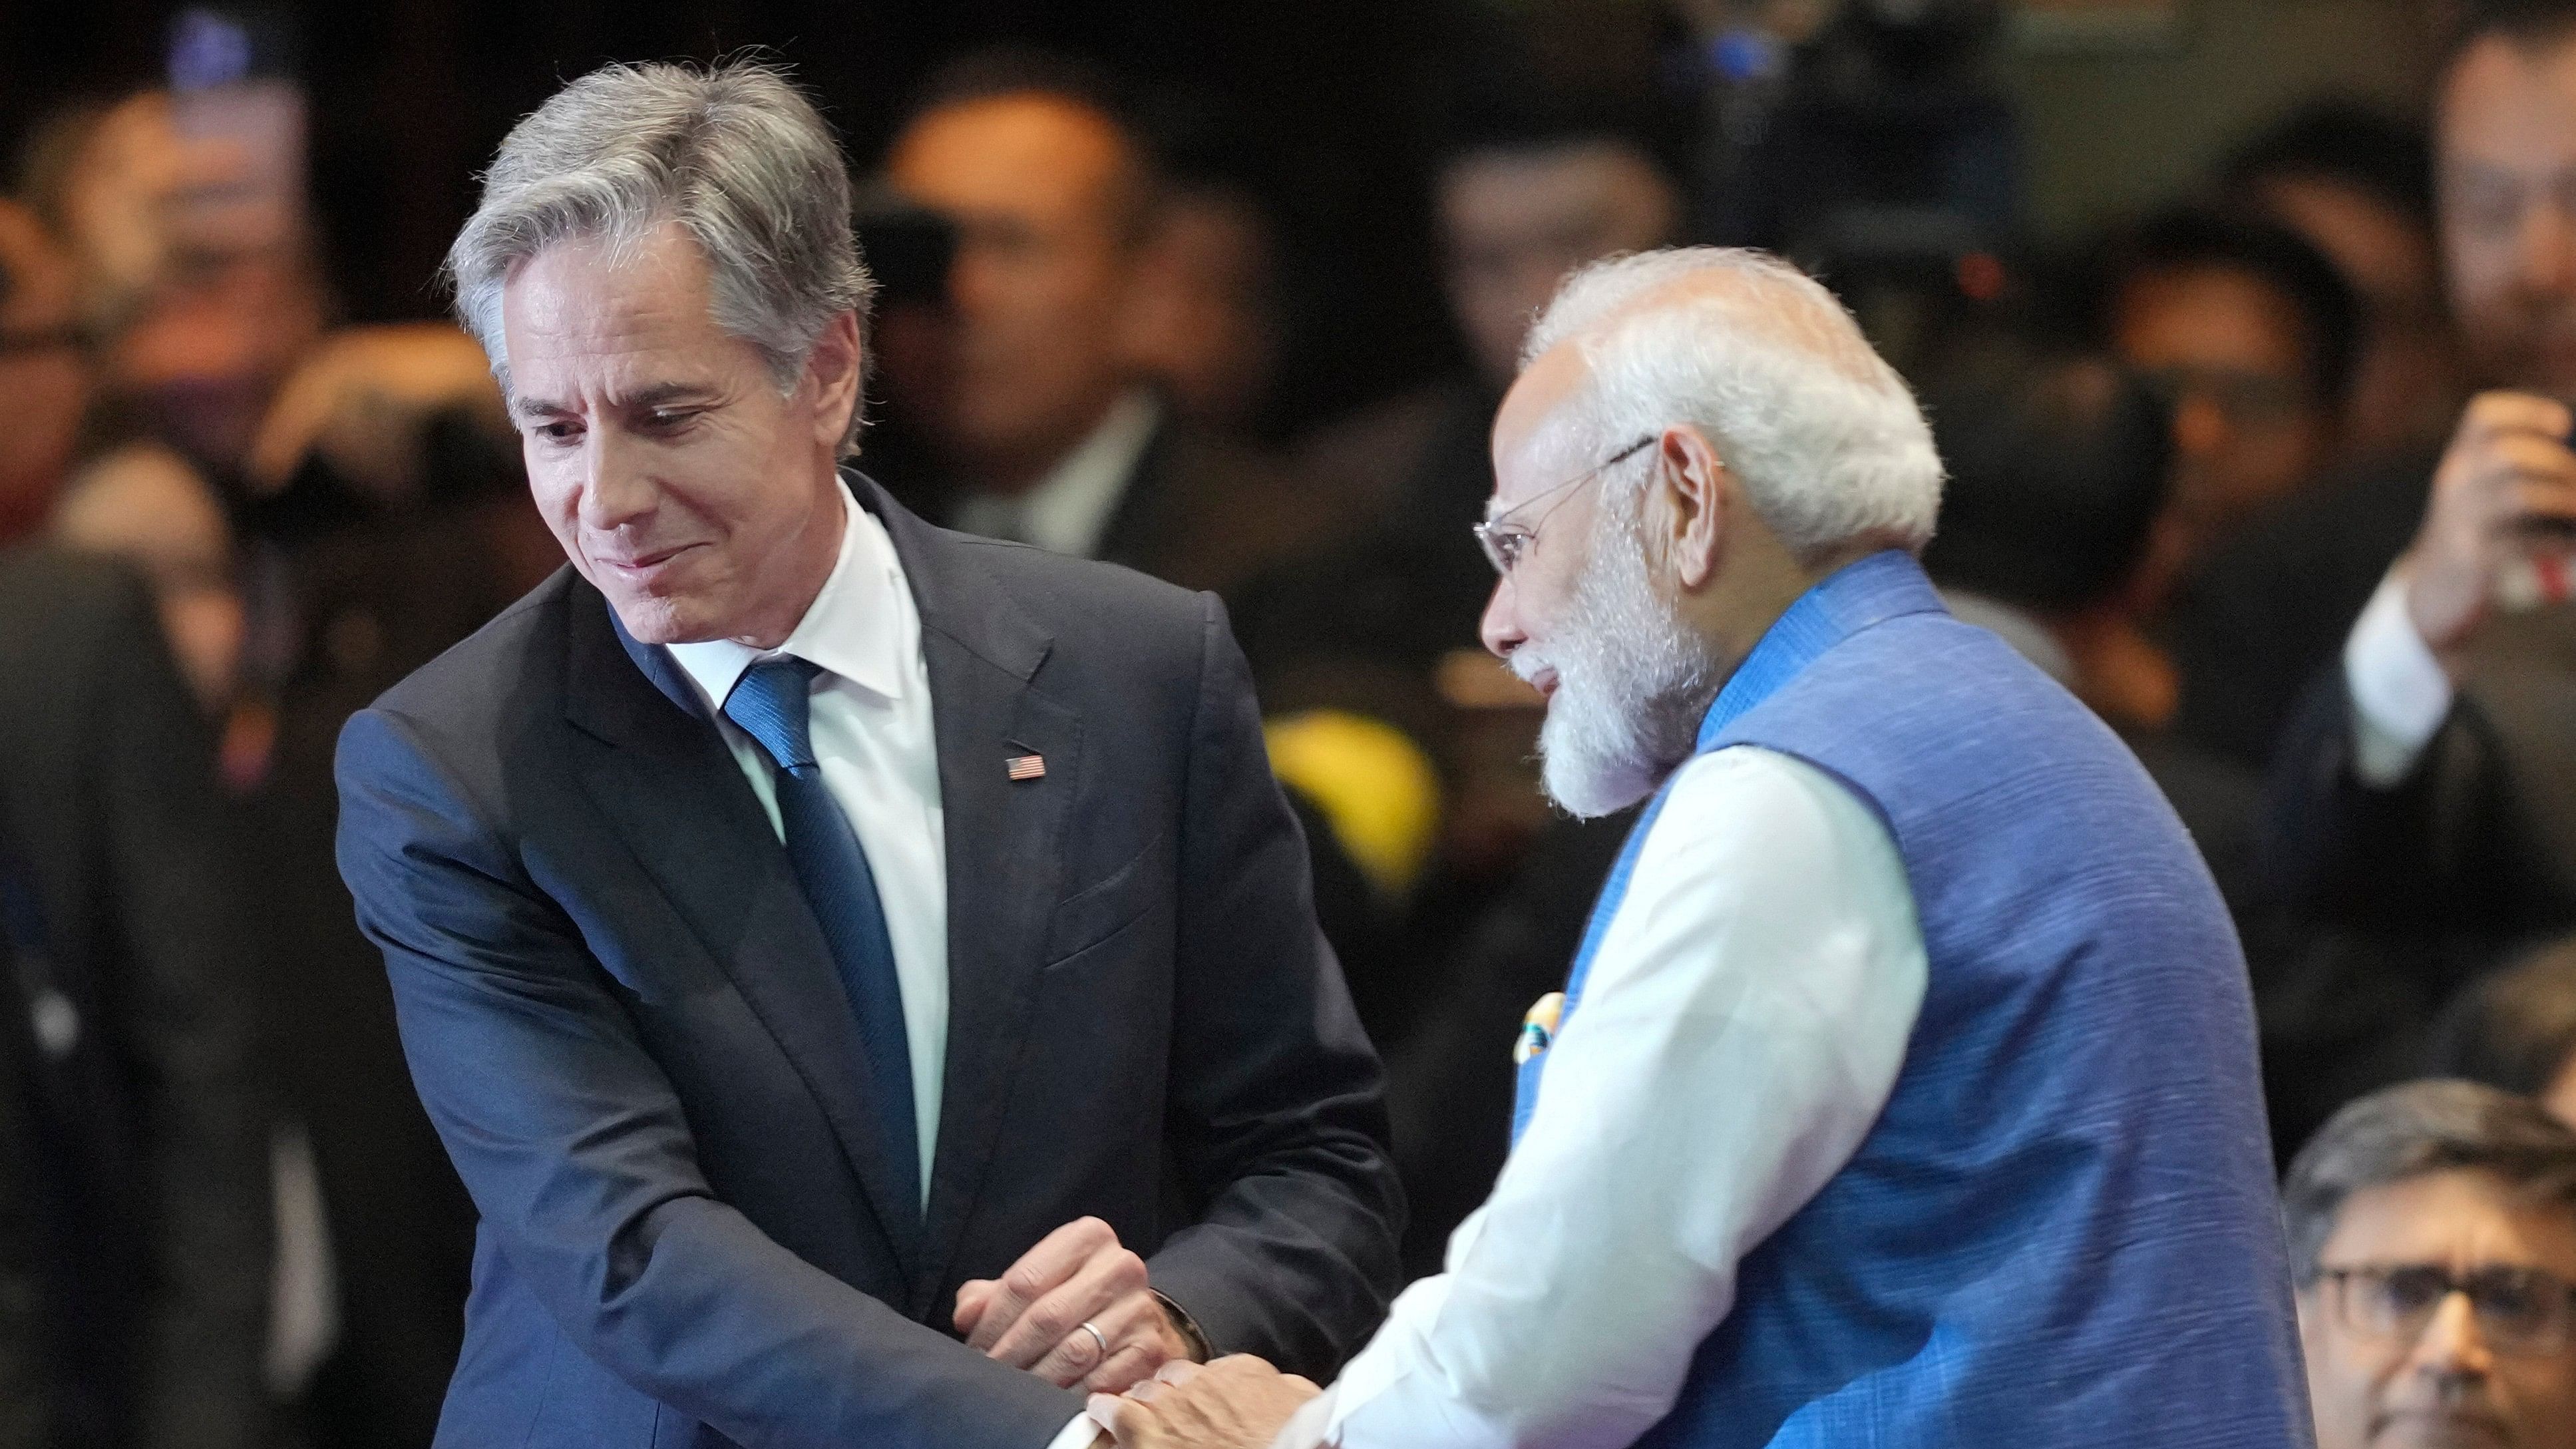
958,388,1161,558
1695,550,1944,751
664,486,915,714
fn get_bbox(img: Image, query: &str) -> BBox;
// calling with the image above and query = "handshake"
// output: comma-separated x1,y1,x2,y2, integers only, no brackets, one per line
962,1217,1323,1449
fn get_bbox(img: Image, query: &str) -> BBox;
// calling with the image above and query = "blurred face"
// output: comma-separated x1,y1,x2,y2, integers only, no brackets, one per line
1480,345,1712,818
51,444,242,712
2547,1060,2576,1130
0,204,92,542
108,252,326,469
887,95,1143,488
1441,143,1678,390
2440,35,2576,395
500,221,858,648
2112,264,2335,556
2301,1170,2576,1449
2255,175,2466,456
57,88,324,470
1118,191,1276,431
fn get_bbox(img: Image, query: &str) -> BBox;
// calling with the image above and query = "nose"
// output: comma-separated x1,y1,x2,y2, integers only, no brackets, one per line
2406,1291,2496,1386
2171,391,2233,462
1479,575,1524,662
2515,203,2576,302
945,234,1001,325
575,426,653,534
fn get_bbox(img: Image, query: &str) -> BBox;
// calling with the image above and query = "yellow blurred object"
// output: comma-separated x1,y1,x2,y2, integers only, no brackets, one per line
1263,709,1443,900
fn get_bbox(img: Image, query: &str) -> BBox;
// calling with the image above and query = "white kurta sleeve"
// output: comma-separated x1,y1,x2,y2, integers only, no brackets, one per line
1282,747,1928,1449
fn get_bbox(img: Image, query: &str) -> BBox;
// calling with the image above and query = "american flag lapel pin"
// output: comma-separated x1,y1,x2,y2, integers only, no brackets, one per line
1006,751,1046,782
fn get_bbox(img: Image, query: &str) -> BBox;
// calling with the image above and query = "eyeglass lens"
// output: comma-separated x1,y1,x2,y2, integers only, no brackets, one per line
2332,1264,2575,1352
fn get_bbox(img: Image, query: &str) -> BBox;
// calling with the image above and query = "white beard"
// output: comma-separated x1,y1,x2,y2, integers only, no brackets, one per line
1515,504,1720,819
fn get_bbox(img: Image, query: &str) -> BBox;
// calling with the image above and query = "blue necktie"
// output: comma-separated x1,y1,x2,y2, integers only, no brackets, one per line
723,658,920,1221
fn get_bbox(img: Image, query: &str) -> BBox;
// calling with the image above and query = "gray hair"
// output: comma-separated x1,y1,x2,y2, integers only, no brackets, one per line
446,60,874,445
2281,1078,2576,1286
1520,247,1942,560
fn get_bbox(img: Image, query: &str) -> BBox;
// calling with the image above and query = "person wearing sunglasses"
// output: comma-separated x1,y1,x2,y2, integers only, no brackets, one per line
2287,1078,2576,1449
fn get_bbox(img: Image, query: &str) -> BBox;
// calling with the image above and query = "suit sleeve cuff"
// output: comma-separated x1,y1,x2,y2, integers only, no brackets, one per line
1152,1288,1216,1361
2344,569,2454,787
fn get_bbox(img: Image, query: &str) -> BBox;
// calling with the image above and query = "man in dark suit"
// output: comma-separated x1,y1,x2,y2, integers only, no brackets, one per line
2251,0,2576,1150
0,546,270,1449
876,54,1358,602
335,60,1399,1449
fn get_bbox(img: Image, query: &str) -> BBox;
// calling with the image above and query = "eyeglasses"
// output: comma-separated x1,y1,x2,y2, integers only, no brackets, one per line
2133,364,2315,429
2314,1262,2576,1356
1471,435,1655,577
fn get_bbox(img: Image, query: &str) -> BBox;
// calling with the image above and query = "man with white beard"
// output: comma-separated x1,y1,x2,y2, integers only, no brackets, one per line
1091,248,2315,1449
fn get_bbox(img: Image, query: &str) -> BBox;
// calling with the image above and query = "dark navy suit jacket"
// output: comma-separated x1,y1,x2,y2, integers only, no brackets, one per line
334,477,1401,1448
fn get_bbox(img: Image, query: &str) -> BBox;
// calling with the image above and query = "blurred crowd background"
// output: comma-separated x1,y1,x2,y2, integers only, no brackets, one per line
10,0,2576,1445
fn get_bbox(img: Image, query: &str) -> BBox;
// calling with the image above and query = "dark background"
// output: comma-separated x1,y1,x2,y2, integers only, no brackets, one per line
0,1,1537,435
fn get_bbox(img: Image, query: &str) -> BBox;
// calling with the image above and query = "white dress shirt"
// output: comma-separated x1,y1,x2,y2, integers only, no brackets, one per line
2342,568,2454,788
954,389,1161,558
1270,746,1929,1449
669,499,1107,1449
665,493,948,1203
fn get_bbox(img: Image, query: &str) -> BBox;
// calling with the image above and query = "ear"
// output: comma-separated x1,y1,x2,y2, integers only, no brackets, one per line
1654,425,1730,591
804,310,865,451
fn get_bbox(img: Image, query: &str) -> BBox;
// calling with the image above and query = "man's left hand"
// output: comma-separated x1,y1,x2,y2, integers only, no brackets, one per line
955,1217,1193,1393
1087,1356,1322,1449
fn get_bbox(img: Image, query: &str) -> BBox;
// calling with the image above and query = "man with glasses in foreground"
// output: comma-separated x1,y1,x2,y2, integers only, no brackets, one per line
1094,248,2311,1447
2287,1079,2576,1449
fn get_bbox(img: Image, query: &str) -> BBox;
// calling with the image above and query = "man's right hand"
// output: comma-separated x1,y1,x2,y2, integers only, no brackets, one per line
954,1217,1190,1394
2401,391,2576,664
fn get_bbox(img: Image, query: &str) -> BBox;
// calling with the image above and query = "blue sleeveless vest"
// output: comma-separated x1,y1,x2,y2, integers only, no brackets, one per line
1514,552,2312,1448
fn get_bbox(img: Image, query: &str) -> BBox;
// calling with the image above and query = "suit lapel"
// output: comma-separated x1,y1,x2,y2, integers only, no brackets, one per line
862,479,1083,1309
560,580,924,1272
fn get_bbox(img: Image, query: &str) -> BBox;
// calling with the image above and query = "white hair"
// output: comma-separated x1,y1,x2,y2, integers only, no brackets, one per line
445,60,874,444
1523,477,1722,817
1521,247,1942,559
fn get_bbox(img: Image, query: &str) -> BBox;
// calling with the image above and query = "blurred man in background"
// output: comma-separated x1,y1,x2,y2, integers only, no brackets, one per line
2092,207,2358,733
19,73,523,1444
0,542,270,1449
0,201,91,545
1116,170,1280,442
1914,325,2278,905
2224,103,2471,463
2255,0,2576,1153
2182,0,2576,765
51,443,246,719
1236,103,1686,1058
1294,108,1684,666
2428,940,2576,1126
2284,1080,2576,1449
882,54,1342,600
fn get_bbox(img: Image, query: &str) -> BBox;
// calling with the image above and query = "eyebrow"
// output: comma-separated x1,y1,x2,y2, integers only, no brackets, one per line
508,381,719,422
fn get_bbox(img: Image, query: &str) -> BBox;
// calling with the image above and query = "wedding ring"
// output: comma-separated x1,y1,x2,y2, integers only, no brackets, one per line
1077,1320,1111,1363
